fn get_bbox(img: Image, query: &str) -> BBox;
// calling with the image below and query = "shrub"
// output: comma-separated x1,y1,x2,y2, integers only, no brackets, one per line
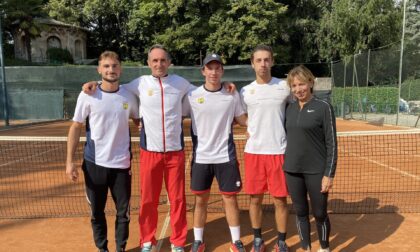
46,48,74,64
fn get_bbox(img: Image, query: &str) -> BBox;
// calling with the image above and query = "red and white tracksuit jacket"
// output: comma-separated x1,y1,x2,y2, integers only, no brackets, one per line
125,74,193,247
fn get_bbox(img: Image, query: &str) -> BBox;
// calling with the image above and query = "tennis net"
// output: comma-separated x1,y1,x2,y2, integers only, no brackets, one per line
1,130,420,218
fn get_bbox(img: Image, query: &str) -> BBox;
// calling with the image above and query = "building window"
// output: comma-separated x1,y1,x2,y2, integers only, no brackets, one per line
47,36,61,49
75,40,82,59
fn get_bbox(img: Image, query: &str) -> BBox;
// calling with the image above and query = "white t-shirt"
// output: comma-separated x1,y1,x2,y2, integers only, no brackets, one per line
183,85,245,164
124,74,192,152
73,85,139,168
240,77,290,154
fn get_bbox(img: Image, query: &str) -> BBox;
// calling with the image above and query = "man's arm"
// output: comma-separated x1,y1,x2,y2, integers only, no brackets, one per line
66,122,83,182
234,114,248,127
132,118,140,128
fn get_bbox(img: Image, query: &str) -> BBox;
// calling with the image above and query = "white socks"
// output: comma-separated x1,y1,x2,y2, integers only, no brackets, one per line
229,226,241,243
193,227,204,242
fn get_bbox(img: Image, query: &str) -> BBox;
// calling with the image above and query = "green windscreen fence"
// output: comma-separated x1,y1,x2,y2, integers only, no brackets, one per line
0,65,256,122
0,65,331,123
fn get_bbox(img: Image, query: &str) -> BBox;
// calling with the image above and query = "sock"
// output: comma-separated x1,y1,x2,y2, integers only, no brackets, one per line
229,226,241,243
194,227,204,242
253,228,262,239
278,232,287,242
143,242,152,248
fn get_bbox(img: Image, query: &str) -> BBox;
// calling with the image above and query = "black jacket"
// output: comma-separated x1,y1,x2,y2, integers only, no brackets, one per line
283,97,338,177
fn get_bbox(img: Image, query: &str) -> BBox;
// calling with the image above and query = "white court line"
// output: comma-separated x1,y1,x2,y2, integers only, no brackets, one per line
386,147,420,158
157,209,171,251
0,147,60,168
157,155,191,250
156,193,171,251
341,148,420,181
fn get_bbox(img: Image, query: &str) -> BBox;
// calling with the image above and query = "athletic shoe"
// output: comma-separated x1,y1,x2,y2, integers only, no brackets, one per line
250,237,265,252
116,246,126,252
317,248,330,252
171,244,185,252
272,240,288,252
191,240,206,252
230,240,246,252
141,244,157,252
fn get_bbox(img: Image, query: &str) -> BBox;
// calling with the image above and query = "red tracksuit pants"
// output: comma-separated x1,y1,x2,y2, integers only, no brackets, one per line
138,149,187,247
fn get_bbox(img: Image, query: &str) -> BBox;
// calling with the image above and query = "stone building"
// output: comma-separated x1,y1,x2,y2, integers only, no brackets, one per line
14,18,88,63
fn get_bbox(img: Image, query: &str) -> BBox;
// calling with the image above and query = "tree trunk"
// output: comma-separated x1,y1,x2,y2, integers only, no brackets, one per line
24,34,32,62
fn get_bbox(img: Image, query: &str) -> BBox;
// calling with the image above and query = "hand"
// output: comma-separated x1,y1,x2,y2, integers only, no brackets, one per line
246,131,250,140
321,176,333,193
222,81,236,93
66,162,79,182
82,81,98,95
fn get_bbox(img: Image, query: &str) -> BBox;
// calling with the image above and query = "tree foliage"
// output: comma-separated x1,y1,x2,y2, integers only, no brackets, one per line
204,0,287,64
1,0,47,62
47,0,137,59
2,0,407,68
317,0,402,61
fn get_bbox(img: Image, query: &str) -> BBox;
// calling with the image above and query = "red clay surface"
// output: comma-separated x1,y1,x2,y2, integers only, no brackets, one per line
1,119,419,251
0,118,411,137
1,212,419,251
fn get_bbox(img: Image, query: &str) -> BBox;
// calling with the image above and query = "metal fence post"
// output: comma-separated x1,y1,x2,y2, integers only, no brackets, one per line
0,15,10,126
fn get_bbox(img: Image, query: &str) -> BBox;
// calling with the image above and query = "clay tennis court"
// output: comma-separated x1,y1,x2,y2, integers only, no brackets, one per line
0,119,419,251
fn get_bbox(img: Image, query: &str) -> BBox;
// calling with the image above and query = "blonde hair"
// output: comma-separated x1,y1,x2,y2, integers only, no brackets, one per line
98,51,120,64
286,65,315,92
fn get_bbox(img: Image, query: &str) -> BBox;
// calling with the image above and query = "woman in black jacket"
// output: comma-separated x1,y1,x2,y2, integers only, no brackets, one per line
283,65,337,252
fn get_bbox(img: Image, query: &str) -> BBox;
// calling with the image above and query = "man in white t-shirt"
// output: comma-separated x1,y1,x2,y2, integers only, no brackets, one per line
240,45,290,252
183,53,247,252
66,51,139,252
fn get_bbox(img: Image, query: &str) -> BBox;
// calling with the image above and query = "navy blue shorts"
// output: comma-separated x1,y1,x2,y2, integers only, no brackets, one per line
190,160,242,194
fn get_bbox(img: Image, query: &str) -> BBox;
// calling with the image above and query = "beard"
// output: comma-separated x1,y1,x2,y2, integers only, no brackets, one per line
102,76,119,84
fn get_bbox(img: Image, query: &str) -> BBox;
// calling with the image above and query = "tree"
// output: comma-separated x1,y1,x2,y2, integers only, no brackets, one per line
403,0,420,78
128,0,226,65
47,0,138,59
204,0,288,64
317,0,402,61
281,0,332,63
1,0,47,62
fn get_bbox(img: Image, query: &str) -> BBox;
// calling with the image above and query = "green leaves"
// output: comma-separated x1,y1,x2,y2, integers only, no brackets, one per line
317,0,402,60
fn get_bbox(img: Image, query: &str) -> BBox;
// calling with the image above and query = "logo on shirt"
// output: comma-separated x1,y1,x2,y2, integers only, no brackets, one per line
307,109,315,113
250,89,255,95
147,89,153,96
123,102,128,110
197,97,205,104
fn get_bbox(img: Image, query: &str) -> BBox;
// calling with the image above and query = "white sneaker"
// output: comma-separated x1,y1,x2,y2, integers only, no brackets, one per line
141,244,157,252
171,244,185,252
317,248,330,252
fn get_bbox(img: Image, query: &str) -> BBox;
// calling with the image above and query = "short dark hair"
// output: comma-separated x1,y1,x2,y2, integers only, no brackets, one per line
251,45,273,62
148,44,171,61
98,51,120,63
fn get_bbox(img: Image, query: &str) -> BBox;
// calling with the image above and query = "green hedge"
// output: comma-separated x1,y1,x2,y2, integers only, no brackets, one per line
332,86,398,114
46,48,74,64
401,78,420,101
